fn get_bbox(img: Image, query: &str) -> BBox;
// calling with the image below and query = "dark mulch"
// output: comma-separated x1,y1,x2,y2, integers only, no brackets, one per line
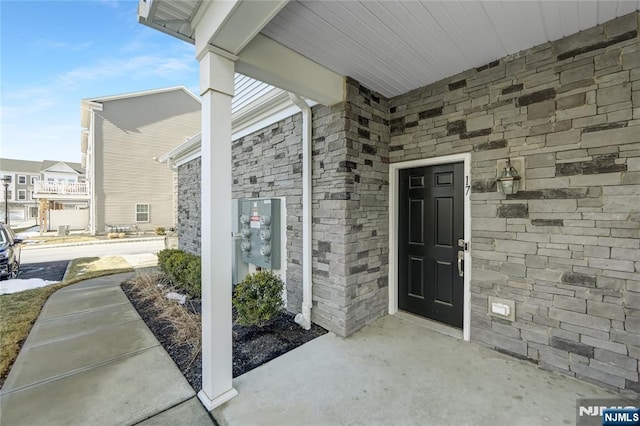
121,281,326,391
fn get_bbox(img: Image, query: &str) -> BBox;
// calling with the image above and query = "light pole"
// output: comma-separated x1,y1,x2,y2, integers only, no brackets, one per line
1,176,10,224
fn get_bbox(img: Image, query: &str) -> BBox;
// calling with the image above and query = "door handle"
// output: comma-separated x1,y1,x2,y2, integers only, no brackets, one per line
457,251,464,277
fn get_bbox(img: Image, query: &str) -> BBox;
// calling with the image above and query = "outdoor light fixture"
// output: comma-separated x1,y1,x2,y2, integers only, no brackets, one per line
1,176,10,224
496,159,521,195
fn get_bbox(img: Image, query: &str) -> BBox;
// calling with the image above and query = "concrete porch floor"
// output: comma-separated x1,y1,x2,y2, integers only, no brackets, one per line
214,314,632,426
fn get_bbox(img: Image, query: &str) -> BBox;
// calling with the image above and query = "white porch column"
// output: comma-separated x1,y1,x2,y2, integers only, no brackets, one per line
197,46,238,410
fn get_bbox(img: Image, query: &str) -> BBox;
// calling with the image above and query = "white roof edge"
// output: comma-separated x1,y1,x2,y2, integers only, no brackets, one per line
81,100,103,110
159,133,202,165
162,92,317,167
81,86,200,104
137,0,197,45
42,161,81,174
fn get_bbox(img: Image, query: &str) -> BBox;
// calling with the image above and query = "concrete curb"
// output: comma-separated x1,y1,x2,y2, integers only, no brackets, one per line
21,236,166,251
61,260,73,282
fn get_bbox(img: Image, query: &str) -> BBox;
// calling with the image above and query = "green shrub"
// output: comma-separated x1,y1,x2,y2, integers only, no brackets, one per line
158,249,182,275
157,249,201,299
233,271,284,327
165,251,188,283
185,257,201,299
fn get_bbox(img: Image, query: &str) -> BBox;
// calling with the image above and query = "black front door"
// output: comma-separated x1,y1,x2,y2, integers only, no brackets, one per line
398,162,464,328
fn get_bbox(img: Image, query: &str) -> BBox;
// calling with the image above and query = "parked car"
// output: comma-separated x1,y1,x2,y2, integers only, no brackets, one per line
0,223,22,280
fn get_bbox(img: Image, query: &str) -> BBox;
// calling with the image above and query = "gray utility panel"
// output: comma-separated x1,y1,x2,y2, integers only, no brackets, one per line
239,198,281,269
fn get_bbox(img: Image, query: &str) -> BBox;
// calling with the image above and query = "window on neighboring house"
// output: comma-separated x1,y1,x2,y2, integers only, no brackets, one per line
17,190,26,201
47,178,54,183
135,204,150,222
29,207,38,218
3,175,11,183
6,190,12,200
18,175,26,184
31,176,38,185
30,191,34,200
68,179,75,183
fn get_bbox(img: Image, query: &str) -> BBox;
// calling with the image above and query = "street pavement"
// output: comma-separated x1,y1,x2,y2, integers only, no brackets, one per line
19,239,165,264
11,237,164,281
19,261,69,282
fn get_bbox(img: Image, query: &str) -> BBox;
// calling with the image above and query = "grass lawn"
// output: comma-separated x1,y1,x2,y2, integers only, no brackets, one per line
64,256,132,280
0,257,133,386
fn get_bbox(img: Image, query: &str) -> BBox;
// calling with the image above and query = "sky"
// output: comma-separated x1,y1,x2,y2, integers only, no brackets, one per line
1,0,200,164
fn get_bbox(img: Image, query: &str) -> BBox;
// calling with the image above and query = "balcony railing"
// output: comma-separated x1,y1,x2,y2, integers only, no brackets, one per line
34,181,89,197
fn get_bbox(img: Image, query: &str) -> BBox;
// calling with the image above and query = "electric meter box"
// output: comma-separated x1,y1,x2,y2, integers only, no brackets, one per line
239,198,281,269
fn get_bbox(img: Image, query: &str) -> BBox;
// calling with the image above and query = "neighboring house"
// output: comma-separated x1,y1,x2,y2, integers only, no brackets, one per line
141,1,640,409
80,87,201,235
0,158,87,226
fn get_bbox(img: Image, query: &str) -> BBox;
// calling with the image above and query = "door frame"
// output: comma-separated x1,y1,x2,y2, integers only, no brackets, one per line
389,153,472,341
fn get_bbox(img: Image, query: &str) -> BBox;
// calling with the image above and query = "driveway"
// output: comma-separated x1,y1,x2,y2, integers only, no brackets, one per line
19,261,68,282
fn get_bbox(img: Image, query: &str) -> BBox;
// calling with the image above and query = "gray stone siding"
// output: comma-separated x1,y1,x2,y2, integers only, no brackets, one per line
231,115,304,313
178,87,390,337
310,78,390,336
177,116,304,312
177,157,201,255
388,12,640,393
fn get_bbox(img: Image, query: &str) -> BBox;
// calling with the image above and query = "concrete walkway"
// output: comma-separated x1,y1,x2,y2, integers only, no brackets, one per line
214,314,633,426
0,273,213,426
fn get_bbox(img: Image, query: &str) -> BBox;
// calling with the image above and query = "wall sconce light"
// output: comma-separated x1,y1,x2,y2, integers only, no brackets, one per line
496,159,521,195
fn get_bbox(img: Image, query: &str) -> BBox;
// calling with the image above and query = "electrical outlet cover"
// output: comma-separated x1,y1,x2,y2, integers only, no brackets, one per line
488,296,516,321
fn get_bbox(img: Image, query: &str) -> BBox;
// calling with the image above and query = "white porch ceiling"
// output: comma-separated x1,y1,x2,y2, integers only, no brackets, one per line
261,0,640,98
140,0,640,101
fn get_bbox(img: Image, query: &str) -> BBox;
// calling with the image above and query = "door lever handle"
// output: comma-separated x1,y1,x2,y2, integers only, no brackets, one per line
457,251,464,277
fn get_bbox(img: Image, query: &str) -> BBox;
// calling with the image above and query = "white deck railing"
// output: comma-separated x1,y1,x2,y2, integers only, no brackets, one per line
34,181,89,196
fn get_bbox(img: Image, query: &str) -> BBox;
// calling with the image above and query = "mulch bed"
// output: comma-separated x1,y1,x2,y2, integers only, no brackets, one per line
121,281,326,390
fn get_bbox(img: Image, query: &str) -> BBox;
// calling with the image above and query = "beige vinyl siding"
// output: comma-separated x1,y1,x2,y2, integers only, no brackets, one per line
94,90,201,232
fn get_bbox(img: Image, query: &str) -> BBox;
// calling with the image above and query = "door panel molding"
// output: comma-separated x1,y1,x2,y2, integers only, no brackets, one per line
389,153,471,342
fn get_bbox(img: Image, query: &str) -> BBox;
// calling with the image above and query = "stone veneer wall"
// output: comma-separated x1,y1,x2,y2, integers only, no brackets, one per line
388,13,640,393
310,78,390,336
231,115,304,312
176,81,390,337
177,157,201,255
178,116,306,311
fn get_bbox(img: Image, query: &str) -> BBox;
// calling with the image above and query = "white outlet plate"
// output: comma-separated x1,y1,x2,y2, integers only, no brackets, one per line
488,296,515,321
